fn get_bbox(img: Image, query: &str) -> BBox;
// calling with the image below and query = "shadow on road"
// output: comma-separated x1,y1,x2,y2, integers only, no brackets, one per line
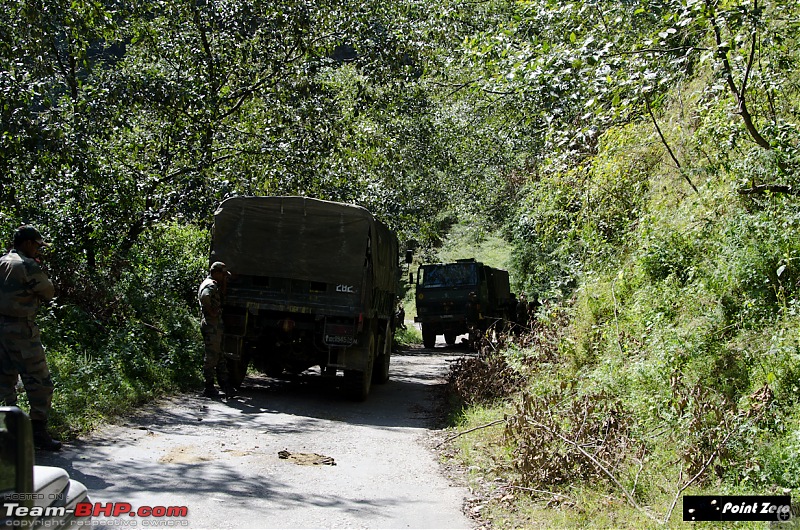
33,346,475,529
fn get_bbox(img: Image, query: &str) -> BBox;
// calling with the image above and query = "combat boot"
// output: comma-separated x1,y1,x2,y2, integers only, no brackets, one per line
32,420,62,452
219,378,237,399
202,381,221,398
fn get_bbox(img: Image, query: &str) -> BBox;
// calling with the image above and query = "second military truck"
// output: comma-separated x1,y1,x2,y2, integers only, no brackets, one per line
211,196,400,400
414,258,511,348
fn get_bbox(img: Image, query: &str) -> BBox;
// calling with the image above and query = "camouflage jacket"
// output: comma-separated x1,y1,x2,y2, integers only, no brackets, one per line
198,276,222,327
0,249,55,319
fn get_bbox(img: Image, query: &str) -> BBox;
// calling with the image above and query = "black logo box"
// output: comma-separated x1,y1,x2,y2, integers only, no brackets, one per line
684,496,792,522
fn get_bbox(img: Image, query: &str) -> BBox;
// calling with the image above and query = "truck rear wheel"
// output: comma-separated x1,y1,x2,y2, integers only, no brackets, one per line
421,324,436,349
265,363,284,378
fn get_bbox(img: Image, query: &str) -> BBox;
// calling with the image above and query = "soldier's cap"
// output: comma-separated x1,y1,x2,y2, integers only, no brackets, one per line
14,225,48,247
209,261,231,275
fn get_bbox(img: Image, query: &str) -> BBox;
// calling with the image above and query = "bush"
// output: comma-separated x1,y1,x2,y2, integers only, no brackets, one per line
38,223,208,435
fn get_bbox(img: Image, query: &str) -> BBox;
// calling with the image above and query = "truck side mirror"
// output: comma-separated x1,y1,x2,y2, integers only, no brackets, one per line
405,249,413,264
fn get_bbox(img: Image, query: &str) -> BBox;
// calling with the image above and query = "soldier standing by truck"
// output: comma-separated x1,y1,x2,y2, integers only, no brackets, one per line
0,225,61,451
198,261,235,398
465,291,482,351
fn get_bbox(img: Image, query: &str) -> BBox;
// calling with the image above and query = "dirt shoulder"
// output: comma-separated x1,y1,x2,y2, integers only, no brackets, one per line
36,346,474,529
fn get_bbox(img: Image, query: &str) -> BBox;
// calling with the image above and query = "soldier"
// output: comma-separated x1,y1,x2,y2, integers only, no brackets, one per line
0,225,61,451
465,291,482,351
395,300,406,330
198,261,236,398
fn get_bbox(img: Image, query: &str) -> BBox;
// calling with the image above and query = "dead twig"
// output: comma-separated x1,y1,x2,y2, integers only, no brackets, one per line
508,485,576,503
662,407,766,524
436,419,507,448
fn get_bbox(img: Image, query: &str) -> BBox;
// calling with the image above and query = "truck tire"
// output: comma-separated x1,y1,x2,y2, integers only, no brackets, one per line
265,363,284,378
372,322,392,384
421,324,436,349
344,327,375,401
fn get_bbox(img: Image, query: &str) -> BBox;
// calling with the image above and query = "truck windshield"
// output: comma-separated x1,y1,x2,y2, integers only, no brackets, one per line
420,264,478,288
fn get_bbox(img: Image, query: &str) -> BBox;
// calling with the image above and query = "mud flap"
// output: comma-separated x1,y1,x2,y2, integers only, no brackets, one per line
224,336,249,389
343,322,376,400
372,321,391,384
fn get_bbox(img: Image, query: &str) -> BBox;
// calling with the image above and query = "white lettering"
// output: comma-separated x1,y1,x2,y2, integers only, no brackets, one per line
89,519,137,526
2,503,69,519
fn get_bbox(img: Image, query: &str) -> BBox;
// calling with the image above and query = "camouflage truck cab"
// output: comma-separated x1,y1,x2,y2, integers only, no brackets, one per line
414,258,511,348
211,196,400,400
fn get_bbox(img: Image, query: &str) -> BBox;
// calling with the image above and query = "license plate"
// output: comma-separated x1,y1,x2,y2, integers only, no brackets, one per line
324,335,354,346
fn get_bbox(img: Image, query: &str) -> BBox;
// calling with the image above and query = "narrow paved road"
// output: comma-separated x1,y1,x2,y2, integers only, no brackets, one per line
36,344,473,529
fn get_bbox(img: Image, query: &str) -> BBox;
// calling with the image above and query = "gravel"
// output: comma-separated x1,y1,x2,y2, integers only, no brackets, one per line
36,344,474,529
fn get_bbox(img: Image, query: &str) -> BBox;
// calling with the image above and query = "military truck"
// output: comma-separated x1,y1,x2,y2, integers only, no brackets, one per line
414,258,511,348
210,196,400,400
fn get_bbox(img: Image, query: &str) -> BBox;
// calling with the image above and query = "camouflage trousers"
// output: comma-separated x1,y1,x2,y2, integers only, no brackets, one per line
201,323,228,385
0,318,54,421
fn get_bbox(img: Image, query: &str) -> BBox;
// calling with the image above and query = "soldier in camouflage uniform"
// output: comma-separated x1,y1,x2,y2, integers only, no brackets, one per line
198,261,235,398
0,226,61,451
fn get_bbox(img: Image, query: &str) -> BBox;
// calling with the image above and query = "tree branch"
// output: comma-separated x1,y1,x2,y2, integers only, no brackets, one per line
435,419,506,448
527,418,662,525
644,96,698,193
706,0,772,150
736,184,796,195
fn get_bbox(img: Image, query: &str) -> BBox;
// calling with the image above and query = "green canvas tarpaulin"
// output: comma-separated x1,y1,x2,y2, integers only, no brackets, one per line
211,196,398,294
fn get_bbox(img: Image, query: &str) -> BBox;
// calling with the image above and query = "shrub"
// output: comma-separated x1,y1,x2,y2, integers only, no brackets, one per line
38,223,207,435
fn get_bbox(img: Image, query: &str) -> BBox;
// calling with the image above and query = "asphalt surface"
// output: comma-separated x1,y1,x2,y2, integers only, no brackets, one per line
36,342,474,529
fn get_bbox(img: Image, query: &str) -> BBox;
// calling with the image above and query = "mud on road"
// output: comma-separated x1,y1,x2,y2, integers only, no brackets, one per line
36,345,474,529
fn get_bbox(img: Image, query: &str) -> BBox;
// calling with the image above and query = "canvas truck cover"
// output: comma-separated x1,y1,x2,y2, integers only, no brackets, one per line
211,196,399,293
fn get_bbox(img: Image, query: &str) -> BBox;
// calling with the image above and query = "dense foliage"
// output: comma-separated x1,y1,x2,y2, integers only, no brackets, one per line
436,0,800,524
2,0,799,522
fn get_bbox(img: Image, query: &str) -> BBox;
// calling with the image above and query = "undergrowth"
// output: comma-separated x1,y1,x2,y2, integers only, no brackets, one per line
34,224,208,435
442,303,798,528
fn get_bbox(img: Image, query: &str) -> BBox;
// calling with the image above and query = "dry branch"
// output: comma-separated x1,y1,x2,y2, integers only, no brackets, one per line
436,419,507,448
527,418,663,525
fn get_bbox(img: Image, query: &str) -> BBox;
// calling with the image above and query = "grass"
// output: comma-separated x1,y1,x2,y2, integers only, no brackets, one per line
435,169,800,528
441,384,799,529
395,324,422,346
